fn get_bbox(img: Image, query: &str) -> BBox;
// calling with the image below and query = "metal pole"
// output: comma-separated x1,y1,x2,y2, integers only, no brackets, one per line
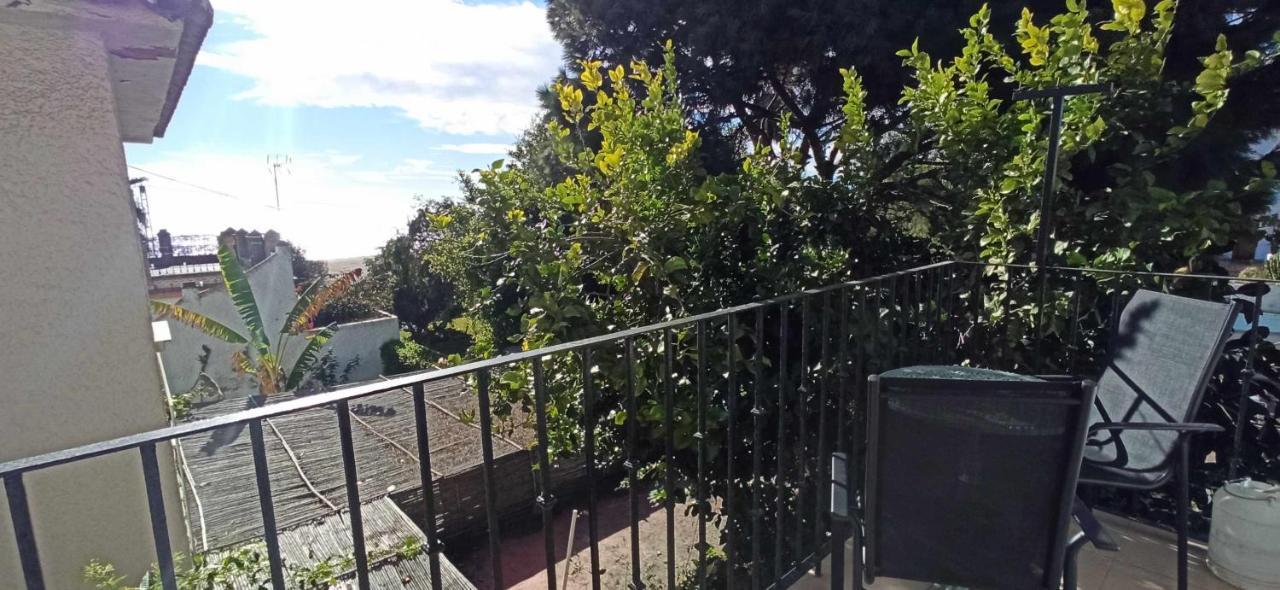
561,509,579,590
1036,95,1066,269
1012,83,1111,268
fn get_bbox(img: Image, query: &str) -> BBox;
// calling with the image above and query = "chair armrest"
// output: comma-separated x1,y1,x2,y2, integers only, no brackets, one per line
1088,422,1224,435
1072,498,1119,552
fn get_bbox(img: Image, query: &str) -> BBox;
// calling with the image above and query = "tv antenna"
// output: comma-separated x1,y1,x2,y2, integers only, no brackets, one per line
267,154,292,210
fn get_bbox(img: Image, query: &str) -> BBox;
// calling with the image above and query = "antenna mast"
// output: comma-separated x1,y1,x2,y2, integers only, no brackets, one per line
267,154,292,210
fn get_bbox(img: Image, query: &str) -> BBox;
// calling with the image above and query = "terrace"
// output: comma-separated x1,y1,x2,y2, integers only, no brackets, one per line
2,260,1275,589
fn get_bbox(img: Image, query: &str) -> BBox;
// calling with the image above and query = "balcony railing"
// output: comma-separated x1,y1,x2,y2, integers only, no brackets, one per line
3,260,1275,590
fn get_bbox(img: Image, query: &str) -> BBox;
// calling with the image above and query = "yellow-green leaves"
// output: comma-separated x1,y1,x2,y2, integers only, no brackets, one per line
553,81,584,122
1189,34,1233,130
595,147,623,174
665,130,699,166
1017,8,1050,66
579,59,603,91
1105,0,1147,34
836,68,874,175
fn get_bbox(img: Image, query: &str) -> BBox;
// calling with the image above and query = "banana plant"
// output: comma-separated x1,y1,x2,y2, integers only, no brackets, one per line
151,245,362,396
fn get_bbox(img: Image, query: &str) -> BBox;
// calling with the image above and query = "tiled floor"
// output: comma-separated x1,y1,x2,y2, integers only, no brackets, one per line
793,511,1236,589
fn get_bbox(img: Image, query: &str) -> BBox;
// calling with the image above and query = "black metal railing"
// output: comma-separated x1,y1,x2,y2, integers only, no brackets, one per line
3,260,1276,590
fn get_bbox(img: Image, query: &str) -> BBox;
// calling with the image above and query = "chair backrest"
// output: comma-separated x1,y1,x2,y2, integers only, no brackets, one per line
1085,290,1237,477
864,375,1095,590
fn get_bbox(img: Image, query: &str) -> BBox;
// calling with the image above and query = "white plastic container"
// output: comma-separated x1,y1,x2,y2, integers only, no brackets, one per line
1208,479,1280,589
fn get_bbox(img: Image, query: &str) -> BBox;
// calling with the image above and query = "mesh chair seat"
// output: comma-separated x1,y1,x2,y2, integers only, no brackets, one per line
1082,290,1236,486
1079,460,1166,487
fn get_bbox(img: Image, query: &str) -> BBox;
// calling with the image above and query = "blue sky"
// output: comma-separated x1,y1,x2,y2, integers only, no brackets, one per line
126,0,560,259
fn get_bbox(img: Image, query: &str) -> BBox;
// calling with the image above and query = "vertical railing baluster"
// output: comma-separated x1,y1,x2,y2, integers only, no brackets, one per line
625,338,644,589
871,280,884,375
751,307,765,590
944,267,957,363
836,288,850,456
139,443,177,590
411,383,444,589
663,329,677,590
336,401,370,590
532,358,558,590
1035,264,1050,373
837,285,854,578
886,275,898,369
906,274,918,365
934,268,946,363
920,271,931,363
1068,273,1082,374
1230,286,1263,480
695,321,709,590
581,348,602,590
794,297,810,561
5,474,45,590
813,292,832,574
854,285,868,482
248,420,286,589
725,316,738,590
976,267,987,365
476,371,504,589
774,302,789,586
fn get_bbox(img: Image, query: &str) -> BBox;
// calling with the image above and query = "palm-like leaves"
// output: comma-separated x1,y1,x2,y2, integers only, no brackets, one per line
285,326,334,391
150,301,248,344
218,245,269,355
286,269,362,334
152,245,361,396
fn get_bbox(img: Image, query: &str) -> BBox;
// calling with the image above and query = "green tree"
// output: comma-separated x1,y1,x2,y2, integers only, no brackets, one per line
364,0,1277,580
546,0,1068,178
869,0,1279,269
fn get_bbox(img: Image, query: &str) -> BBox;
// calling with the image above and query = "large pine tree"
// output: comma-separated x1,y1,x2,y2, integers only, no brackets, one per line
546,0,1278,188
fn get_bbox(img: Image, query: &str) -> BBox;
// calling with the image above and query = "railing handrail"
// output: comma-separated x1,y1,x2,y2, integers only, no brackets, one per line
0,260,957,478
957,259,1280,285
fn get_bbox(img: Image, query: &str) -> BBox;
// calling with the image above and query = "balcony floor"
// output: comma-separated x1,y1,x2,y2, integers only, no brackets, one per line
795,511,1234,590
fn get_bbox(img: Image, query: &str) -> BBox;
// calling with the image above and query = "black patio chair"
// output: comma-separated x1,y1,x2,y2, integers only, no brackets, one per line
840,373,1117,590
1075,289,1235,590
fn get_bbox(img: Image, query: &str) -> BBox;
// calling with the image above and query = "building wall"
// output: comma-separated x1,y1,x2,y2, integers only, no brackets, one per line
0,22,187,588
315,313,401,384
158,245,397,396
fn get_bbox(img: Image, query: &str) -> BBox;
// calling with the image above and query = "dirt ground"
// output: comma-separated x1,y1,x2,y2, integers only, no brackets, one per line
453,490,721,589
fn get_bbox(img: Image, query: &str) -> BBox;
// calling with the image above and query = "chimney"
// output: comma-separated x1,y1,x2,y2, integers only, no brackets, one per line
264,230,280,255
157,229,173,259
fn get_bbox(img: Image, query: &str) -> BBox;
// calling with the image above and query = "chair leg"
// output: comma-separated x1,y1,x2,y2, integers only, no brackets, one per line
851,522,862,590
1064,532,1088,590
1176,440,1190,590
830,519,847,590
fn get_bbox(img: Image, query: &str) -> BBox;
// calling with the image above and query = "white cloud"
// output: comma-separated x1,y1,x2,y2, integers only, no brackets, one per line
434,143,514,155
202,0,561,135
132,151,459,259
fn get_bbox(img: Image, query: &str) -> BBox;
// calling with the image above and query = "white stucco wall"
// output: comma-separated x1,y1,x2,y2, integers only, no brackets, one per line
158,246,397,396
0,20,187,589
317,313,401,384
